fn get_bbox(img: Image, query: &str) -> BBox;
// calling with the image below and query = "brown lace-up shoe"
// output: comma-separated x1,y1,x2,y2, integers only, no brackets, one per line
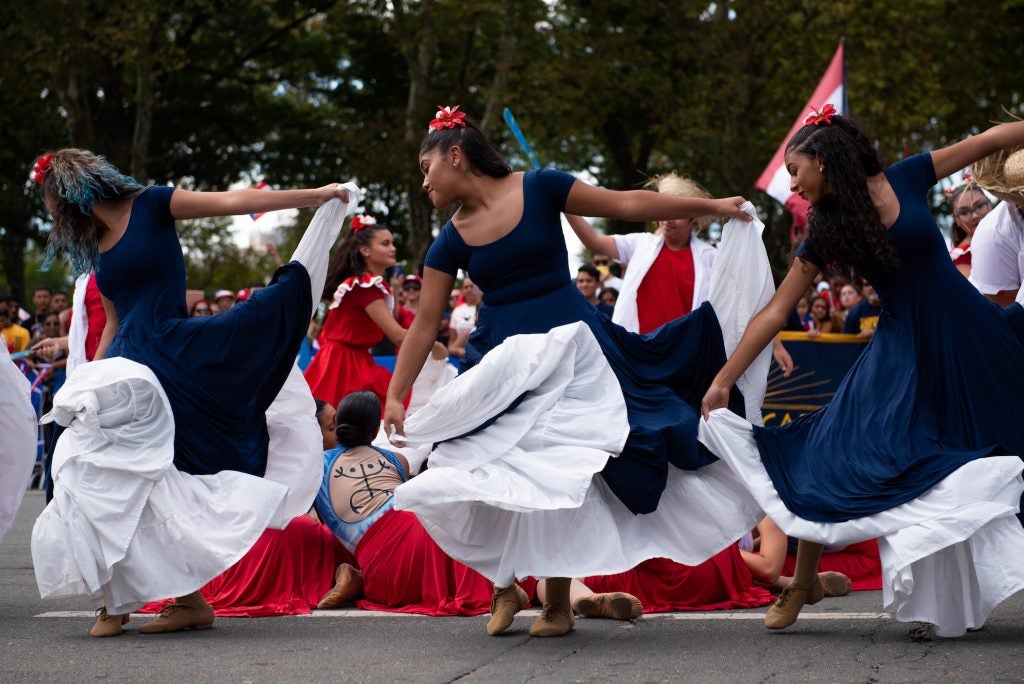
572,592,643,621
485,584,529,635
89,607,129,637
765,577,825,630
139,594,214,634
529,604,575,637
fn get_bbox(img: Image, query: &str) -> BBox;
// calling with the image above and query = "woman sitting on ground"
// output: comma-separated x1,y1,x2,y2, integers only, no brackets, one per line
315,391,643,626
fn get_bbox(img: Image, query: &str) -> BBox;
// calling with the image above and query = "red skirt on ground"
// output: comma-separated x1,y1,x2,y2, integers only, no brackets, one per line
140,515,355,617
781,539,882,591
583,546,774,612
303,341,393,408
354,509,536,616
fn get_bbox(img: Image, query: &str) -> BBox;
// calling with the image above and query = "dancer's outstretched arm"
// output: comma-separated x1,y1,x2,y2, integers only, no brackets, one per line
384,267,456,437
931,120,1024,180
565,215,620,259
565,181,751,224
169,184,350,220
701,258,819,418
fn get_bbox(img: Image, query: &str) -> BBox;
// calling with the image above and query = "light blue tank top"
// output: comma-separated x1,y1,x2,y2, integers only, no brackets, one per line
314,444,408,553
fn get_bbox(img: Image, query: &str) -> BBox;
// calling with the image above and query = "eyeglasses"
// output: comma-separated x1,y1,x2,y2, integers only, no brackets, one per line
593,259,610,266
955,200,992,219
403,284,421,291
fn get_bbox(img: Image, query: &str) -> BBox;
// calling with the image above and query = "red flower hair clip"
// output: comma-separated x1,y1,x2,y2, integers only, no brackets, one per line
351,214,377,232
30,153,54,185
943,187,955,197
429,105,467,132
804,103,838,127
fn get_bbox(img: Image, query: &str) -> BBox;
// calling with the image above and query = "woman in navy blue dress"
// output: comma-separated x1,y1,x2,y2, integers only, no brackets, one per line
382,107,773,638
700,111,1024,637
30,149,355,636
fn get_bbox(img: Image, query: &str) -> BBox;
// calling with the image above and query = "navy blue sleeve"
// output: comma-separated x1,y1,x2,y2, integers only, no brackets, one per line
795,239,824,269
146,185,175,225
535,169,577,212
424,222,469,277
886,153,938,196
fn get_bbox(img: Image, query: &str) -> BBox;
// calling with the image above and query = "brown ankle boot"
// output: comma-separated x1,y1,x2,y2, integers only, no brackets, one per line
529,603,575,637
89,607,129,637
765,578,824,630
139,593,214,634
317,563,364,609
486,584,529,635
572,592,643,621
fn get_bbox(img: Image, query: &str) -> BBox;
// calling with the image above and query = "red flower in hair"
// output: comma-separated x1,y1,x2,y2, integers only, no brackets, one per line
30,153,54,184
429,105,467,132
963,171,973,184
351,214,377,232
944,187,955,197
803,103,838,127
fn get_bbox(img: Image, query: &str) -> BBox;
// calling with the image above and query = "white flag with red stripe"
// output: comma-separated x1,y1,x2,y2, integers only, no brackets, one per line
756,43,845,205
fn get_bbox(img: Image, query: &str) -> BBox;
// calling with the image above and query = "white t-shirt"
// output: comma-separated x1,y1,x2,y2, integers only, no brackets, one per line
969,201,1024,295
450,303,477,336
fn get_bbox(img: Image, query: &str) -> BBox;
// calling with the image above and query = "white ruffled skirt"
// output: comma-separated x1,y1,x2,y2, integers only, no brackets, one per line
699,409,1024,637
393,209,775,587
29,193,360,615
30,360,322,615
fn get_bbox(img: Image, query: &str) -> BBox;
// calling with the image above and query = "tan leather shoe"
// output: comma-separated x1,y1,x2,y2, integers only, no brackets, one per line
529,604,575,638
139,597,214,634
89,607,129,637
573,592,643,621
485,584,529,636
765,578,824,630
317,563,364,609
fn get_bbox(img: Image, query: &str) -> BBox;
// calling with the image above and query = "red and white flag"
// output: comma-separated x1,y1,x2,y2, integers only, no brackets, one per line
756,43,846,206
250,181,271,221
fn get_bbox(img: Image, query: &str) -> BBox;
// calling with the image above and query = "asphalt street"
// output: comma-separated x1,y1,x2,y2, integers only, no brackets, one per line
3,491,1022,683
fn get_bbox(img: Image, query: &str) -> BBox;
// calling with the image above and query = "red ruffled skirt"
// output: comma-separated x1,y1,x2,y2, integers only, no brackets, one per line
141,516,354,617
303,341,393,408
583,546,774,612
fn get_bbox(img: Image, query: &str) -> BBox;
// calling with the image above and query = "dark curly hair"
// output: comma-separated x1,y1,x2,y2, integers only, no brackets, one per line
786,116,901,282
322,222,393,301
419,115,511,179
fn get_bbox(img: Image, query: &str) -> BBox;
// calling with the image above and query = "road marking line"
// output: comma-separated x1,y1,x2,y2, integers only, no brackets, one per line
35,610,891,620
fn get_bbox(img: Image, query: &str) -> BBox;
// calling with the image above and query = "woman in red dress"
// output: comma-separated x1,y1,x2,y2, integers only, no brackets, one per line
303,215,444,408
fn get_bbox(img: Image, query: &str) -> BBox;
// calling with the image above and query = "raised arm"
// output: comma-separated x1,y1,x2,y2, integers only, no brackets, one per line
565,214,619,259
701,258,820,418
383,267,456,437
169,184,350,220
931,120,1024,180
564,181,751,224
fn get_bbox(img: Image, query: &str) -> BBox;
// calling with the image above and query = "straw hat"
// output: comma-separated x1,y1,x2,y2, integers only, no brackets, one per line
644,172,714,228
971,111,1024,206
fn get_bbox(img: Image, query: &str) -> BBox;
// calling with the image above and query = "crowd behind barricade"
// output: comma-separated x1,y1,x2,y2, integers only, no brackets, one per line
7,147,1023,635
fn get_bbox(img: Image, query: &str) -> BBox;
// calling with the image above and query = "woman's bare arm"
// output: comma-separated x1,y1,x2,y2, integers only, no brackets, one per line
169,184,350,220
94,294,119,360
701,258,819,418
